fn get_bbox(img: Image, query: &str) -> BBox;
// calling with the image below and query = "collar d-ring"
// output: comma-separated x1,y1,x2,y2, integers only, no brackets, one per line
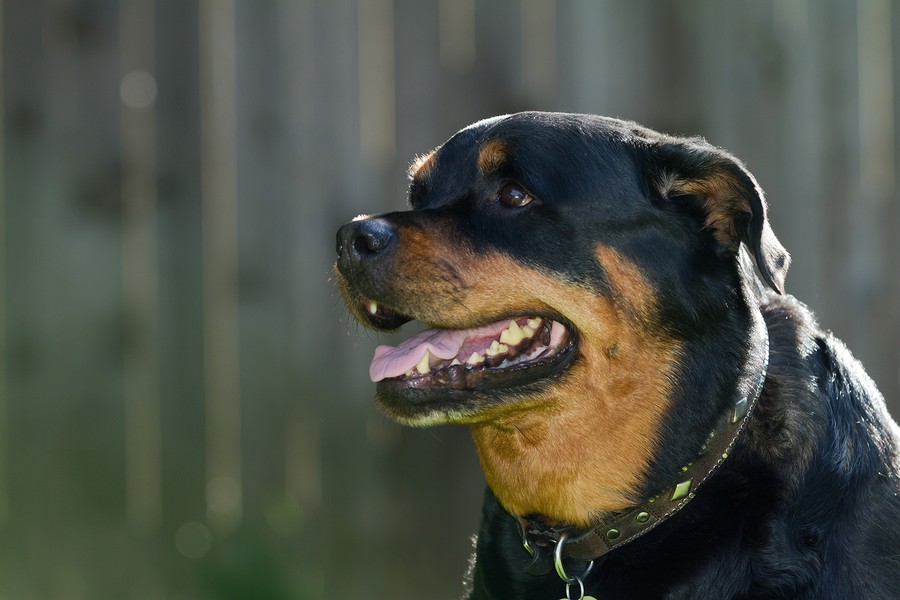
565,576,586,600
519,311,770,570
554,531,594,583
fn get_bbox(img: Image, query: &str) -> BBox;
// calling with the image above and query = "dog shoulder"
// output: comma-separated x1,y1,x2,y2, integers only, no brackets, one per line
750,293,900,595
753,292,899,478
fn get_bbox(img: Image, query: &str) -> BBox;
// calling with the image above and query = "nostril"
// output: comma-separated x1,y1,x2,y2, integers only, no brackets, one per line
353,231,384,255
335,219,396,270
352,234,371,255
352,219,395,257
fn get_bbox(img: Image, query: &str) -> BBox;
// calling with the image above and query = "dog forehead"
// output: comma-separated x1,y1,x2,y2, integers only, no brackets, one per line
436,113,641,168
459,112,639,156
414,113,647,209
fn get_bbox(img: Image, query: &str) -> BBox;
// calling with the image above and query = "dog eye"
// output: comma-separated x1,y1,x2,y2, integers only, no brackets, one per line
497,184,534,207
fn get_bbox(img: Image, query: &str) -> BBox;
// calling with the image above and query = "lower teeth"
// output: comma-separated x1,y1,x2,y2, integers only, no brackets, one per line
399,319,560,381
409,343,553,380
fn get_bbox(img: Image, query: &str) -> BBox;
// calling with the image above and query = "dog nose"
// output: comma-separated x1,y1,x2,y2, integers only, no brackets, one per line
336,218,396,272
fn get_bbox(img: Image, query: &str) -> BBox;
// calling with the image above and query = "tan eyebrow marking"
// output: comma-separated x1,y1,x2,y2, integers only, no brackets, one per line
478,139,507,173
408,149,437,181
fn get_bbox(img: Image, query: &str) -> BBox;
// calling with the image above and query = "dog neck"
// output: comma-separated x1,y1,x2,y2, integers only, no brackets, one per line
469,335,680,527
472,305,770,563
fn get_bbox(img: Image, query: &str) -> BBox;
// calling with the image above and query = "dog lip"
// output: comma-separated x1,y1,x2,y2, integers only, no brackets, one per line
369,319,517,382
370,315,570,382
372,318,580,424
356,297,412,330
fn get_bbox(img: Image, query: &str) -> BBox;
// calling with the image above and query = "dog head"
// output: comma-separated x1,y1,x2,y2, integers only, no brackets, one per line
335,112,789,525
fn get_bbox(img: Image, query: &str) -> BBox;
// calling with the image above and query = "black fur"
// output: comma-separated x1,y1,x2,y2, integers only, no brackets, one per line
337,112,900,598
469,295,900,599
456,114,900,599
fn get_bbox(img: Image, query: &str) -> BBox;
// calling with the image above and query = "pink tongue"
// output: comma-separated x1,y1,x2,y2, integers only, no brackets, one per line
369,321,509,382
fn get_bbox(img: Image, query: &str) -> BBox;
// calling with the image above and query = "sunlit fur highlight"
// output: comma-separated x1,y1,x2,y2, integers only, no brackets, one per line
466,253,678,526
477,139,507,174
408,149,436,181
362,230,680,525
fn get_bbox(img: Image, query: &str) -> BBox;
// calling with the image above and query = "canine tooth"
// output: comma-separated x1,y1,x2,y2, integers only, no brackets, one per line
367,300,378,315
416,351,431,375
499,320,525,346
527,317,542,329
522,325,535,338
466,352,484,365
450,358,462,366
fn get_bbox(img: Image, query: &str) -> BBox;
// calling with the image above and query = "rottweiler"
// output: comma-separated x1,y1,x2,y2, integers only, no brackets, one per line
334,112,900,599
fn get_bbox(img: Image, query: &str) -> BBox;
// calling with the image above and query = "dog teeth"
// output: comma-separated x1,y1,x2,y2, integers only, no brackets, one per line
450,358,462,366
486,341,509,357
466,352,484,365
521,325,535,338
416,351,431,375
499,320,525,346
367,300,378,315
526,317,542,329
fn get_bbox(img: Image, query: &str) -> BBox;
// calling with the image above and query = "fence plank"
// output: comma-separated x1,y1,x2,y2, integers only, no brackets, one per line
199,0,243,535
0,0,7,532
0,2,897,598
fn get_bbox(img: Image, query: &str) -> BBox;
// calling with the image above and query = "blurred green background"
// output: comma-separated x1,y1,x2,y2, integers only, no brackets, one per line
0,0,898,598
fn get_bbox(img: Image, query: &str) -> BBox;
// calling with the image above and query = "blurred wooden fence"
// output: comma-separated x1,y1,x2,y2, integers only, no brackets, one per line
0,1,897,599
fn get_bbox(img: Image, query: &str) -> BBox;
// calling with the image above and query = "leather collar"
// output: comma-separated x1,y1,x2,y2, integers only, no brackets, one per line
516,307,770,573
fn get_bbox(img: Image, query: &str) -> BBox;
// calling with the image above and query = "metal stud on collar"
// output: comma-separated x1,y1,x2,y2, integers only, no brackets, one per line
520,315,770,573
513,312,771,600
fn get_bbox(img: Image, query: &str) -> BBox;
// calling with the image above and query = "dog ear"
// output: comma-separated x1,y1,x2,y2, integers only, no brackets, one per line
649,139,790,294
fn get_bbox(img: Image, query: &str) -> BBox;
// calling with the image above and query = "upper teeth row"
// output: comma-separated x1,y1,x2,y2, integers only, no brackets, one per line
499,318,541,346
410,318,544,377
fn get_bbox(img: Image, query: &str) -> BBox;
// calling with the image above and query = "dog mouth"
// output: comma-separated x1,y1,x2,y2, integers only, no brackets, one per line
358,299,578,422
370,315,570,383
